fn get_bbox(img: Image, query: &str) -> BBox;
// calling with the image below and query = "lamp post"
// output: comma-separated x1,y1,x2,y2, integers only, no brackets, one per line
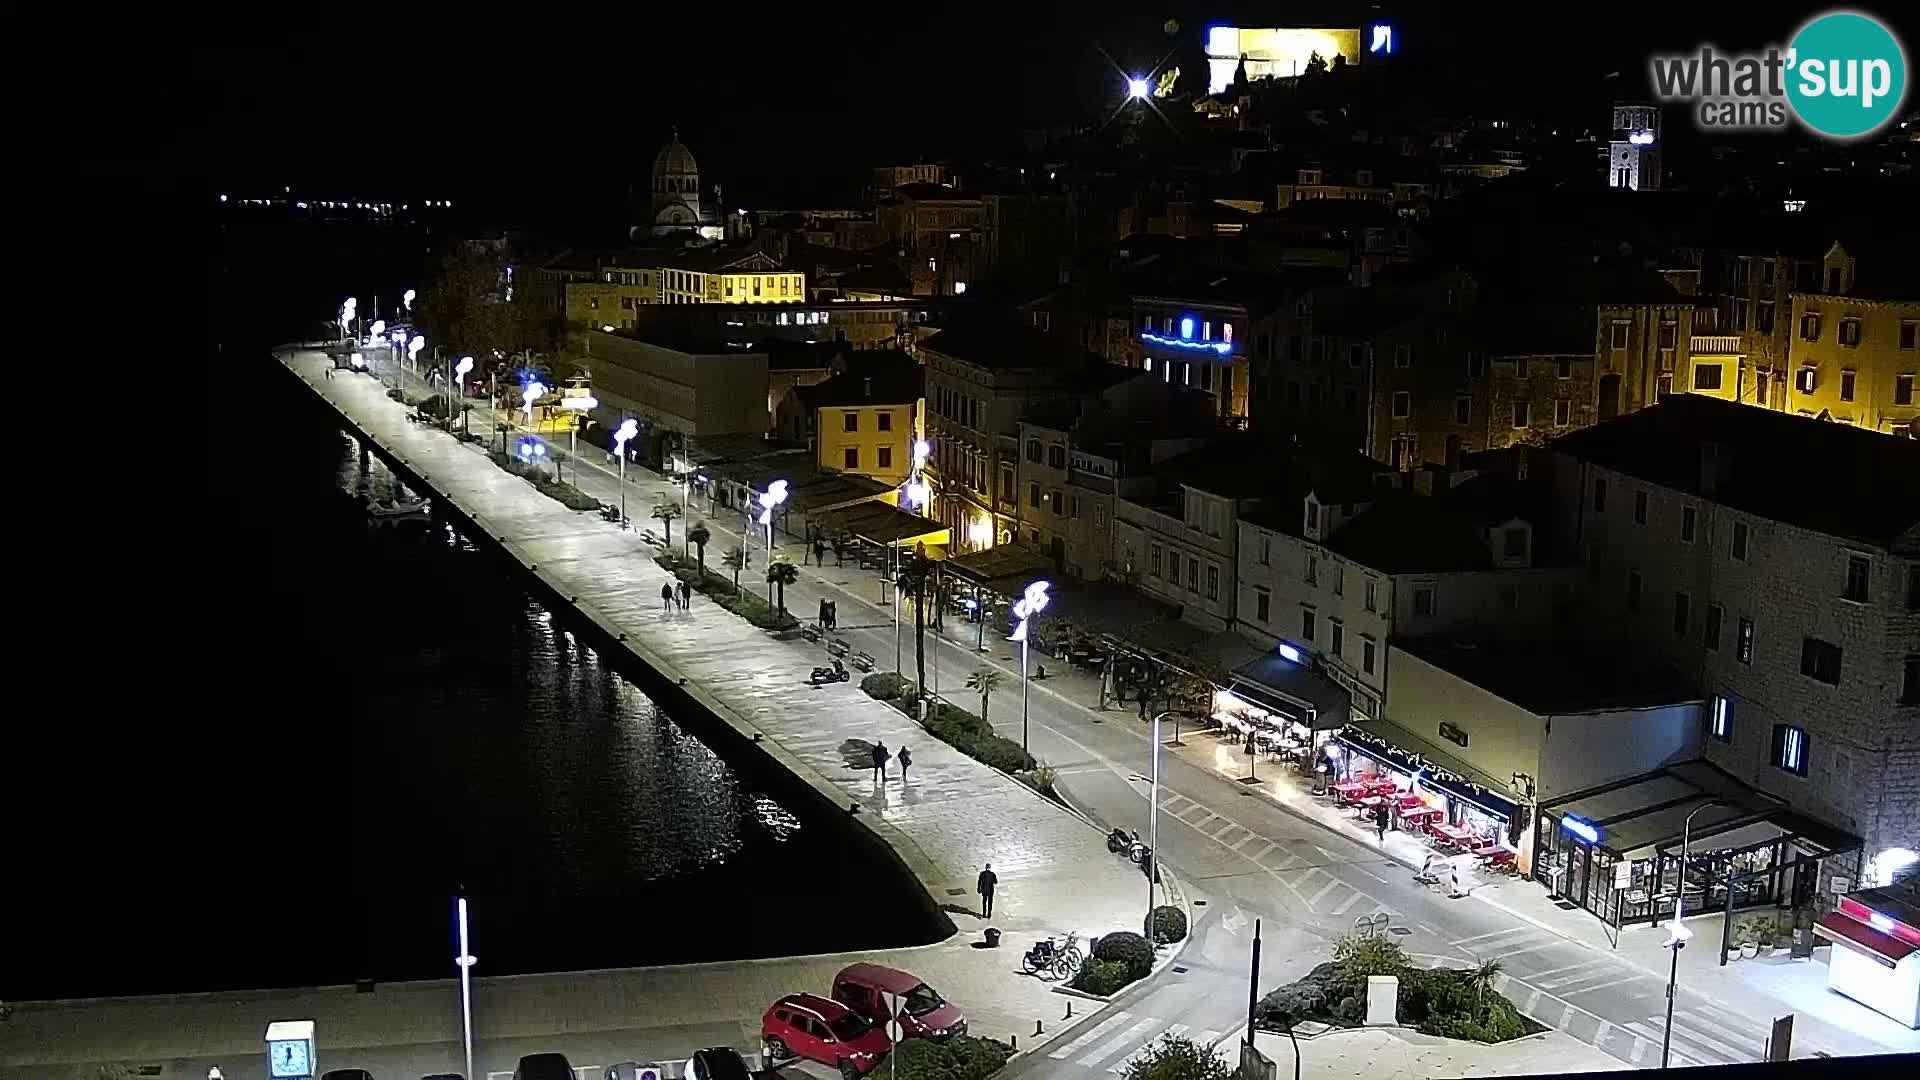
409,334,426,389
758,480,789,603
339,296,357,344
560,388,597,488
1146,709,1169,934
454,355,474,438
613,419,639,526
403,288,415,316
454,895,477,1080
1660,800,1723,1069
1010,578,1051,758
367,320,386,380
517,437,547,479
521,379,545,435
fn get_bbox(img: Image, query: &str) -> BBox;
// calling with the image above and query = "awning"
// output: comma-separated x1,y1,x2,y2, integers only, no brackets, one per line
1816,912,1918,968
1229,654,1350,730
943,546,1055,594
1338,719,1520,820
1538,760,1862,862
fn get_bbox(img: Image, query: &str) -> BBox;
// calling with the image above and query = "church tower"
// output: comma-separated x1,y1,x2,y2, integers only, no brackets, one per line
651,128,704,234
1607,103,1662,192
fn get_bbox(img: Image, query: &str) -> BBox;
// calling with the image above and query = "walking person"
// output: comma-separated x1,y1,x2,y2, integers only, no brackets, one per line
976,863,998,918
871,740,889,783
897,746,912,782
661,582,675,612
813,538,826,567
678,580,692,610
1373,802,1390,843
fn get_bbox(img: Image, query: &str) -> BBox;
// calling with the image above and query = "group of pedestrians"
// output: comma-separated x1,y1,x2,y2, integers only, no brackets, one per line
660,579,692,612
868,740,913,782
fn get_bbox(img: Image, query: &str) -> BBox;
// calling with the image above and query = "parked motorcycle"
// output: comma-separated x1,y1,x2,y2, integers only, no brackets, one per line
808,659,850,685
1107,828,1151,864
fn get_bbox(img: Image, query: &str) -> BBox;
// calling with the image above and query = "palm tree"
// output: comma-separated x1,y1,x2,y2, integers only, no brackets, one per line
650,495,681,548
721,545,746,592
966,667,1004,723
898,552,932,698
765,560,799,613
1469,959,1504,1013
687,522,712,579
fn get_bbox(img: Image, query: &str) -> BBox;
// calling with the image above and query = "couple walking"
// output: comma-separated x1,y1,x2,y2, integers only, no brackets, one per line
660,580,692,611
869,740,912,782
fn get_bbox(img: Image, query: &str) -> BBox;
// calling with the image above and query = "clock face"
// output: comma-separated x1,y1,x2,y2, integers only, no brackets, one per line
269,1039,312,1077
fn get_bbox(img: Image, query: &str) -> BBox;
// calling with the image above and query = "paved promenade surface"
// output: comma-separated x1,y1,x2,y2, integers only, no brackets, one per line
0,351,1159,1080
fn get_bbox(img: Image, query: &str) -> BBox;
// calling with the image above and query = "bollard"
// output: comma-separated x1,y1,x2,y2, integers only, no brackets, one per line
1064,1001,1074,1019
1035,1020,1044,1037
1010,1035,1018,1052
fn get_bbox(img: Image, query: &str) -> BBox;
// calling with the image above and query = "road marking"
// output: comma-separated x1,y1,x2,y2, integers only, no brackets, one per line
1109,1023,1190,1073
1591,1019,1614,1048
1233,834,1267,855
1080,1016,1162,1067
1525,958,1612,983
1330,890,1370,915
1450,926,1537,947
1307,878,1344,907
1625,1020,1717,1067
1492,939,1566,962
1558,1003,1577,1030
1674,1010,1767,1060
1542,968,1647,995
1213,822,1246,845
1049,1011,1133,1059
1627,1034,1649,1063
1522,987,1543,1015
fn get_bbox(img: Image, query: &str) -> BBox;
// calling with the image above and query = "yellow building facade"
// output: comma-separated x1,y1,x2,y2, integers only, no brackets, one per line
1787,292,1920,436
815,401,921,487
564,266,659,329
658,250,806,305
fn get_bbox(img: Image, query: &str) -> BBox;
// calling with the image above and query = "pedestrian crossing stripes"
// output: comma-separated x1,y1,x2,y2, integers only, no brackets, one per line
1049,1013,1223,1072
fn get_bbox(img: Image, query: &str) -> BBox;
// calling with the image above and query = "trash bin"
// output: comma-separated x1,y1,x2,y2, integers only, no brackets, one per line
984,928,1001,947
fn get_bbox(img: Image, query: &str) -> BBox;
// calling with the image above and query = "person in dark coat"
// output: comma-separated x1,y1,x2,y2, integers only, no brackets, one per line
661,582,676,611
678,580,692,610
871,741,888,782
977,863,998,917
1373,802,1390,842
897,746,913,781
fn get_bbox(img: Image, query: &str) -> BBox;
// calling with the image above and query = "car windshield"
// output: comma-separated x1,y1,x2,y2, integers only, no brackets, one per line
698,1051,750,1080
829,1013,873,1041
902,983,945,1016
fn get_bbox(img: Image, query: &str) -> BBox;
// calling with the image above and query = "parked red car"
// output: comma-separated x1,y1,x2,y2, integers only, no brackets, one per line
762,993,892,1079
831,962,967,1041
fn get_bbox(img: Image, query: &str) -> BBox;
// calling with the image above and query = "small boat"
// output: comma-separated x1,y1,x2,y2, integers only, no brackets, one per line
368,497,431,520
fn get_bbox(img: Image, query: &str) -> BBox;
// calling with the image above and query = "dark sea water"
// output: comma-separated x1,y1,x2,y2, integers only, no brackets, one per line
4,216,928,1001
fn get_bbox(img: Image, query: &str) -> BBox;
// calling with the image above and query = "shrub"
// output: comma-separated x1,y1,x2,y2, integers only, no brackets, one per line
1149,905,1188,944
386,387,407,402
1121,1035,1232,1080
861,672,915,700
418,393,454,419
1072,959,1135,997
964,732,1034,773
652,555,796,631
1332,933,1409,979
1093,931,1156,980
1022,763,1059,799
886,1035,1010,1080
945,1035,1013,1078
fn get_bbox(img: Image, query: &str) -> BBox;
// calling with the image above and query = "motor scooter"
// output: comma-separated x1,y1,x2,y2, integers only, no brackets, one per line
808,659,850,685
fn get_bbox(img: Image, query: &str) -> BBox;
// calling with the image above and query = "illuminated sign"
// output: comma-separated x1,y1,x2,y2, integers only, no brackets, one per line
1275,642,1303,663
1140,332,1232,355
1562,816,1602,844
1369,24,1393,54
1205,26,1364,93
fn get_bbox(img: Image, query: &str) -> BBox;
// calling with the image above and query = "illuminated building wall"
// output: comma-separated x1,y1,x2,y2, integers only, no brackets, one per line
657,267,808,305
1205,27,1364,93
813,402,920,487
1786,291,1920,437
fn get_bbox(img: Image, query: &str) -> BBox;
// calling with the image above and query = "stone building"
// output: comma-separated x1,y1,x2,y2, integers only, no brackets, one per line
1548,395,1920,884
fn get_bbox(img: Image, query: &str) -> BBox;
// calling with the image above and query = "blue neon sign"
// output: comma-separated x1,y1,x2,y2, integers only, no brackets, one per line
1140,332,1232,355
1561,816,1601,844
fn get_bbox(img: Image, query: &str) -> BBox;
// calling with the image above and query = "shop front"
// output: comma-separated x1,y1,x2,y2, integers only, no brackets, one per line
1331,721,1523,871
1815,890,1920,1029
1535,761,1861,955
1211,671,1342,776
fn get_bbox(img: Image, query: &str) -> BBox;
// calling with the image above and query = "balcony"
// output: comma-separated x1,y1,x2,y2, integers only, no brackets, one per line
1691,335,1743,355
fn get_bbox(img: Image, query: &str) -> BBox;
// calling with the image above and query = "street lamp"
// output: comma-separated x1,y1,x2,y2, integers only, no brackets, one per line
1660,800,1724,1070
403,288,416,314
517,437,548,478
521,379,545,433
1127,75,1151,99
339,296,357,343
408,334,426,385
1145,709,1170,935
1010,578,1051,758
560,387,598,487
758,480,789,602
454,355,474,436
613,418,639,526
454,895,477,1080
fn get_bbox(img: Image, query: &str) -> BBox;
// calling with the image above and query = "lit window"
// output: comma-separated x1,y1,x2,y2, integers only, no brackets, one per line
1222,322,1234,343
1772,724,1808,777
1710,694,1733,742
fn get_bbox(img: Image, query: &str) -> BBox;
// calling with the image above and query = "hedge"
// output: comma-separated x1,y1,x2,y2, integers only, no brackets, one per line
655,555,798,631
861,672,915,700
1254,934,1542,1043
884,1035,1012,1080
1093,931,1155,980
1149,905,1188,945
857,681,1035,775
1071,959,1134,997
490,452,602,511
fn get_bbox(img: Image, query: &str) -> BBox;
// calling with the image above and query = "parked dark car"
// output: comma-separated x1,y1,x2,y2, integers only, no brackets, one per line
514,1053,575,1080
686,1047,752,1080
762,992,891,1079
321,1071,375,1080
831,962,966,1041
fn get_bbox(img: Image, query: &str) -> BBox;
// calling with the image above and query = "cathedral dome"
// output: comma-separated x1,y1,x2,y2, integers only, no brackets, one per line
654,137,699,180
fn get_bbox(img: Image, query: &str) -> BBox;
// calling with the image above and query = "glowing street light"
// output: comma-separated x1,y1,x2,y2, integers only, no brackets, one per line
758,479,789,601
1127,76,1151,99
1010,578,1051,757
338,296,358,342
560,385,597,486
516,437,548,478
408,334,425,380
613,418,639,525
454,895,477,1080
403,288,416,314
454,355,474,436
1661,800,1724,1069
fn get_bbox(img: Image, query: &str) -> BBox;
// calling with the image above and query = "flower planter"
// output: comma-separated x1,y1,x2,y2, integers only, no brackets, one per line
1740,942,1760,959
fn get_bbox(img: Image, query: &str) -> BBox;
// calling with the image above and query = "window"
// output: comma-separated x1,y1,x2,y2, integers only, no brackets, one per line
1672,591,1691,635
1151,545,1162,578
843,447,859,469
1731,521,1749,560
1557,358,1574,379
1362,640,1376,674
1772,724,1809,777
1711,694,1733,741
1206,565,1219,600
1188,559,1199,592
1305,502,1320,531
1554,399,1571,426
1587,542,1603,583
1259,535,1272,566
1840,369,1857,402
1844,555,1870,603
1391,391,1411,418
1394,345,1411,368
1633,490,1648,525
1333,565,1344,596
1166,551,1179,583
1902,657,1919,705
1503,527,1527,558
1331,622,1345,657
1025,439,1042,463
1255,589,1270,622
1838,319,1862,347
1304,555,1318,586
1050,488,1064,513
1738,617,1755,664
1302,608,1317,642
1467,352,1486,378
1344,388,1360,415
1693,364,1723,390
842,412,859,433
1680,506,1697,543
1593,477,1608,512
1506,400,1528,428
1796,366,1818,394
1656,374,1672,401
1048,445,1066,468
1897,374,1915,406
877,447,893,469
999,464,1014,500
1071,496,1082,519
877,412,892,432
1705,603,1723,651
1627,569,1642,612
1800,312,1822,341
1609,322,1630,350
1901,321,1918,350
1348,344,1365,368
1501,585,1519,611
1413,586,1435,617
1364,579,1378,612
1756,301,1775,334
1027,483,1040,508
1801,638,1842,685
1455,395,1471,424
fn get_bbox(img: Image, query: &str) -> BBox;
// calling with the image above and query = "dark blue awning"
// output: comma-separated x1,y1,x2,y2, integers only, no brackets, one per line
1337,723,1520,821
